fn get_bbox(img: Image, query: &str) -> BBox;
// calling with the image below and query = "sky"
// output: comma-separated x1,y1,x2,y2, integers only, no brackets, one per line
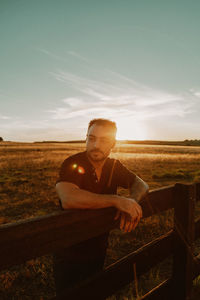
0,0,200,142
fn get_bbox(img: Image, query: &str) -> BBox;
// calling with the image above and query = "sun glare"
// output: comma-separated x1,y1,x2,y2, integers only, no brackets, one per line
116,118,147,141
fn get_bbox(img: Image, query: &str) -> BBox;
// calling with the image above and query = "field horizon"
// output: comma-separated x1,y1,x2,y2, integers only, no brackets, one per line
1,138,200,147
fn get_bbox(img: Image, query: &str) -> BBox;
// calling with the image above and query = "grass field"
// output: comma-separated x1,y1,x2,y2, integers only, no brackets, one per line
0,141,200,299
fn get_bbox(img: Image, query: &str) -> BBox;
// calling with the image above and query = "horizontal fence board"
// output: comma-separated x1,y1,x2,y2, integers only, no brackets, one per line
140,279,172,300
53,231,174,300
141,185,174,218
0,186,175,270
0,208,117,270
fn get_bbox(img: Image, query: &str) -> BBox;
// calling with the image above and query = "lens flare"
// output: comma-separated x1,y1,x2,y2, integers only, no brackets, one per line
72,163,85,174
78,166,85,174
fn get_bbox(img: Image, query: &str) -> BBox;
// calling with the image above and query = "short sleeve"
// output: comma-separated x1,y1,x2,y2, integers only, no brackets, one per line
56,157,82,187
115,160,136,189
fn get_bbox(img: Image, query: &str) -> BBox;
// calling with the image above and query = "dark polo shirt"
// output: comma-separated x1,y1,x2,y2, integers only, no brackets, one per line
56,151,136,197
54,151,137,290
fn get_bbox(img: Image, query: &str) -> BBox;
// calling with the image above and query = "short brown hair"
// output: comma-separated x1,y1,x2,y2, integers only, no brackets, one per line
88,118,117,134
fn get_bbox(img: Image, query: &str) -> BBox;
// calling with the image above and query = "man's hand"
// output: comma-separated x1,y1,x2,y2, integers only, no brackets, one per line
114,210,141,232
114,198,142,232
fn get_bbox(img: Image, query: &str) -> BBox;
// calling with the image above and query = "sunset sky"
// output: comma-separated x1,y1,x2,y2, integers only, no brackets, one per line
0,0,200,142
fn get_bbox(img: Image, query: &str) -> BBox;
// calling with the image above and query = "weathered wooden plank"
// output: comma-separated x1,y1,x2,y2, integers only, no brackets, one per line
0,207,117,270
140,279,172,300
140,185,174,218
172,183,195,300
52,231,174,300
0,186,174,270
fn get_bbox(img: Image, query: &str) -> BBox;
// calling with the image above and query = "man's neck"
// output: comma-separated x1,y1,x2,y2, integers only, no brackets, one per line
87,155,107,170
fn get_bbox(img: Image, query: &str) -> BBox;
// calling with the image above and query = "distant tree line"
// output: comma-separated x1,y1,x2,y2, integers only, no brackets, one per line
122,139,200,146
184,139,200,146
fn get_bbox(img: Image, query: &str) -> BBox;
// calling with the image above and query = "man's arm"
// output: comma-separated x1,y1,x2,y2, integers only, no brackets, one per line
56,181,142,222
129,175,149,202
115,175,149,232
56,181,118,209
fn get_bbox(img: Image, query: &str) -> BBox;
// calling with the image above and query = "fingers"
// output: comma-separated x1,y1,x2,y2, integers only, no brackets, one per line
132,207,142,225
120,212,141,232
131,216,140,231
124,218,132,232
127,200,143,221
126,217,139,232
117,200,143,232
134,202,143,220
120,213,126,230
114,209,120,220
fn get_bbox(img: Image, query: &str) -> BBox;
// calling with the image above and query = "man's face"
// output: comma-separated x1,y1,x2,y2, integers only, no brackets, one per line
86,124,116,162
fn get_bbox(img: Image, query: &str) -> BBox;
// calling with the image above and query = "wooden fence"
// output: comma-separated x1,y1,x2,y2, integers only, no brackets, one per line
0,182,200,299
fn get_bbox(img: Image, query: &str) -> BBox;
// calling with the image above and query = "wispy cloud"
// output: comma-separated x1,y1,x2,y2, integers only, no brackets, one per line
190,88,200,98
38,49,198,122
37,48,92,65
32,49,199,140
0,114,11,120
49,64,194,121
36,48,70,64
67,51,91,63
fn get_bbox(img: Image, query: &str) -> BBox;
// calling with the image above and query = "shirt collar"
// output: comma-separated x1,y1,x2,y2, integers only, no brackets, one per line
83,151,109,172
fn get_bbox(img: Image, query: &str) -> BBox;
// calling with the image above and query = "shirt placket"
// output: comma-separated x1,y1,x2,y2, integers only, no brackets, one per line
91,167,98,184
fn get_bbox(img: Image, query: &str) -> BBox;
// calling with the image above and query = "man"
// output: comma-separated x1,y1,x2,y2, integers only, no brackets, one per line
53,118,149,295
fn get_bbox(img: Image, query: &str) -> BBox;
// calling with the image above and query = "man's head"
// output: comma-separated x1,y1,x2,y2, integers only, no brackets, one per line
86,118,117,162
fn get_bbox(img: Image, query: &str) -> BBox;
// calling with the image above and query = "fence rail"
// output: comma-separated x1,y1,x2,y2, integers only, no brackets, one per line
0,182,200,299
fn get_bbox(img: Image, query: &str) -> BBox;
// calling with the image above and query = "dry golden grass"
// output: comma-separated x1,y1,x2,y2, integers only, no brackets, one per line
0,142,200,299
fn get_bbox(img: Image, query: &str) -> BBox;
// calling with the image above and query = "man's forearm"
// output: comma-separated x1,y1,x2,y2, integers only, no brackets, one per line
129,175,149,202
56,182,120,210
56,182,143,227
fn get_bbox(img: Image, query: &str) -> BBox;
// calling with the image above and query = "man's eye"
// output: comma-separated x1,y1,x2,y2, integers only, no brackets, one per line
88,136,95,141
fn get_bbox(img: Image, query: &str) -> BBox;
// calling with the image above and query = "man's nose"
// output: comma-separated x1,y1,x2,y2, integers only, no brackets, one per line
94,139,101,148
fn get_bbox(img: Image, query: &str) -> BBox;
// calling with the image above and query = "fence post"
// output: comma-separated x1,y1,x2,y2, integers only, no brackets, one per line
172,183,195,300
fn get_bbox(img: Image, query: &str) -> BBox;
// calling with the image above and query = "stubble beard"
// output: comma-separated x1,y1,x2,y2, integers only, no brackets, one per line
87,149,107,162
